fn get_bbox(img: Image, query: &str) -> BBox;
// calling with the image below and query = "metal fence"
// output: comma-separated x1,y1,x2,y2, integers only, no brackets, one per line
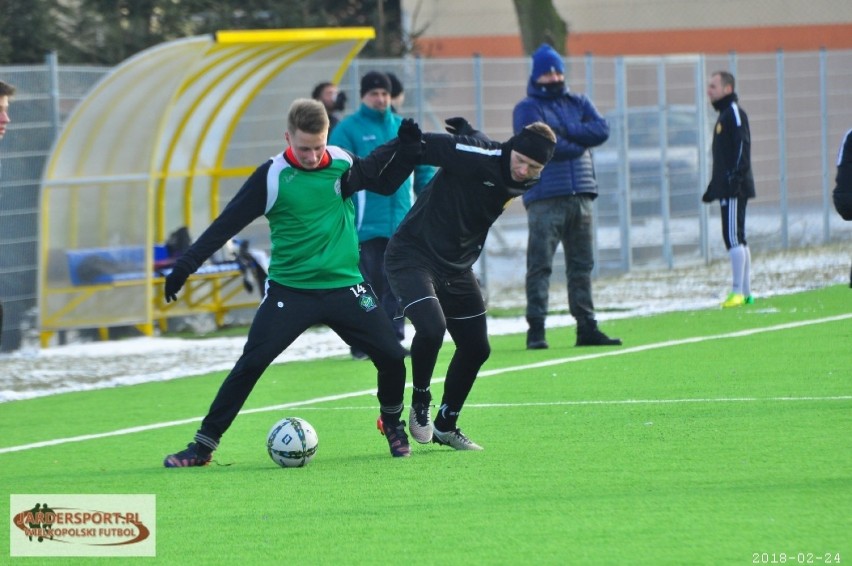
2,49,851,350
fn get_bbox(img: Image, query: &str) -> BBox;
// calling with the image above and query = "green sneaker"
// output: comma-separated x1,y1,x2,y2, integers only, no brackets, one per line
721,292,745,308
744,295,755,305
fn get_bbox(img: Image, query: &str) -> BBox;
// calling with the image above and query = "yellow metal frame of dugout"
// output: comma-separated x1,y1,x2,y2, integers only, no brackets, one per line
38,28,374,347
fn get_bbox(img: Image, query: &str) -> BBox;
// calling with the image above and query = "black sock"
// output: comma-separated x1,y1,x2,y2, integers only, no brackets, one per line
193,432,218,454
433,404,459,432
412,386,431,405
380,409,402,427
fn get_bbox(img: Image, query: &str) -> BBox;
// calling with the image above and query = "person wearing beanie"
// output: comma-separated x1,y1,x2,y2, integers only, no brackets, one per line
513,43,621,350
384,117,556,451
386,72,405,111
359,70,392,97
330,71,436,360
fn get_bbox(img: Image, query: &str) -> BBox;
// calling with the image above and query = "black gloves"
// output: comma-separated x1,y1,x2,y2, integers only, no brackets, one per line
444,116,474,136
164,264,190,303
397,118,423,157
398,118,421,144
727,172,744,198
701,190,714,203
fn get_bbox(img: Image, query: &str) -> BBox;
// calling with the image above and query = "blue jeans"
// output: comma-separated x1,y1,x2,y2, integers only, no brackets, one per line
525,195,596,327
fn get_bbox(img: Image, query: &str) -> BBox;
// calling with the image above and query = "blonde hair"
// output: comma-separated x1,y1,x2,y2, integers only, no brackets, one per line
524,121,556,143
287,98,329,135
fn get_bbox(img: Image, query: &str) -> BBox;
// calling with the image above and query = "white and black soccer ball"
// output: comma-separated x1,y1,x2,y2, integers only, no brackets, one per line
266,417,318,468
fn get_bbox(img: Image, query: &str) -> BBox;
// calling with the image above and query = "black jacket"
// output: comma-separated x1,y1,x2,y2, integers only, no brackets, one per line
833,128,852,220
704,92,756,202
386,131,538,275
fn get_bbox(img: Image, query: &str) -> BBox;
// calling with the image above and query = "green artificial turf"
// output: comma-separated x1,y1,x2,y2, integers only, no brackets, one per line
2,286,850,564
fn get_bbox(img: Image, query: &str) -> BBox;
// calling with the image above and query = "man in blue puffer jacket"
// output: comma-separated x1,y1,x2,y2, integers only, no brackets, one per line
331,71,435,358
513,43,621,349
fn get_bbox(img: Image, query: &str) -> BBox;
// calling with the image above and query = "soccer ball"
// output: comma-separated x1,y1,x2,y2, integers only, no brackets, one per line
266,417,318,468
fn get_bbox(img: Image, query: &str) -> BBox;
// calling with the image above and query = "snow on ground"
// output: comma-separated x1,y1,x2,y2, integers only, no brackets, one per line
1,244,849,403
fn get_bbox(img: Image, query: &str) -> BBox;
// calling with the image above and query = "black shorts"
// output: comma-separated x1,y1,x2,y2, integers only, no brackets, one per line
249,280,405,360
386,265,485,321
719,196,748,249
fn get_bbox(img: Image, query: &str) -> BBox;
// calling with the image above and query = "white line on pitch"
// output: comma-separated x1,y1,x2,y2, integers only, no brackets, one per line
2,313,850,455
229,395,852,412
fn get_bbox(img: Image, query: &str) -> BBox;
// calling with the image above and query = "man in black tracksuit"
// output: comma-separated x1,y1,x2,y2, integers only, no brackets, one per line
702,71,756,308
833,128,852,285
385,117,556,450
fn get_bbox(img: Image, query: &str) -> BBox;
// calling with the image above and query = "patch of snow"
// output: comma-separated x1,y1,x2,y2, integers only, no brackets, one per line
1,244,848,403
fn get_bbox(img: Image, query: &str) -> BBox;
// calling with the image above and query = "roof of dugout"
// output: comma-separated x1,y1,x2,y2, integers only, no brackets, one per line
41,27,374,241
36,28,374,345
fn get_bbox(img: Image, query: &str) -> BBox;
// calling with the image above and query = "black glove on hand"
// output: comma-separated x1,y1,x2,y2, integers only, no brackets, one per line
701,190,714,203
164,264,190,303
398,118,421,144
444,116,474,136
727,172,744,198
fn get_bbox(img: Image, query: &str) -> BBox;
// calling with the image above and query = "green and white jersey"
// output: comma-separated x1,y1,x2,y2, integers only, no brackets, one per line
265,147,362,289
172,138,415,290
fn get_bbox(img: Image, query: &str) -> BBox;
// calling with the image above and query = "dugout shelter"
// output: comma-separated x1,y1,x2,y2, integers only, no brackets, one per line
38,28,375,347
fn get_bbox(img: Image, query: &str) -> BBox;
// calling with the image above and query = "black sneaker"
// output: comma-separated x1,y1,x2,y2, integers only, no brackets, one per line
376,417,411,457
164,442,212,468
408,402,433,444
576,326,622,347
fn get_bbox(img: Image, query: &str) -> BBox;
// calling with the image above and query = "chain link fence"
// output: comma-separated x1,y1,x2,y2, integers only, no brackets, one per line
2,49,851,350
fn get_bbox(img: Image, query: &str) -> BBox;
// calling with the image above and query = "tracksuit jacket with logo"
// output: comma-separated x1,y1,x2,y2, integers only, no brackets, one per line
386,131,539,276
705,92,756,201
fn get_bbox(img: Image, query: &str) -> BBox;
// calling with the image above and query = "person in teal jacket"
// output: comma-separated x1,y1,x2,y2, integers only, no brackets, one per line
330,71,435,358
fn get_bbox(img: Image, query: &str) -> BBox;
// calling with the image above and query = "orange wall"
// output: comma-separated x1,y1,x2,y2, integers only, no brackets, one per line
413,23,852,57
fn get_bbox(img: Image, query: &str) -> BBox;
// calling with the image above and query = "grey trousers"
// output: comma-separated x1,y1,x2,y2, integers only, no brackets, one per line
525,195,596,327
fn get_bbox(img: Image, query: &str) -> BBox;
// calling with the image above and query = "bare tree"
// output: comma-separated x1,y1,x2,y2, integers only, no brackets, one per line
1,0,406,65
512,0,568,55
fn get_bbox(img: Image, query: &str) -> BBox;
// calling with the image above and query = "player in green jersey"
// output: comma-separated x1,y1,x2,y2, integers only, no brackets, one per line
163,99,422,466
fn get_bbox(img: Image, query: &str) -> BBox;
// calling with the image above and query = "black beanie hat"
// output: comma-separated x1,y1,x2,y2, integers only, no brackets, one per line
360,71,392,97
511,127,556,166
386,72,404,98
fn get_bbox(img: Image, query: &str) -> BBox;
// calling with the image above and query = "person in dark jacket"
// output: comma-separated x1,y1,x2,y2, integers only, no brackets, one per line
832,128,852,286
311,81,346,132
513,43,621,350
702,71,757,308
330,71,435,359
385,117,556,451
833,129,852,221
